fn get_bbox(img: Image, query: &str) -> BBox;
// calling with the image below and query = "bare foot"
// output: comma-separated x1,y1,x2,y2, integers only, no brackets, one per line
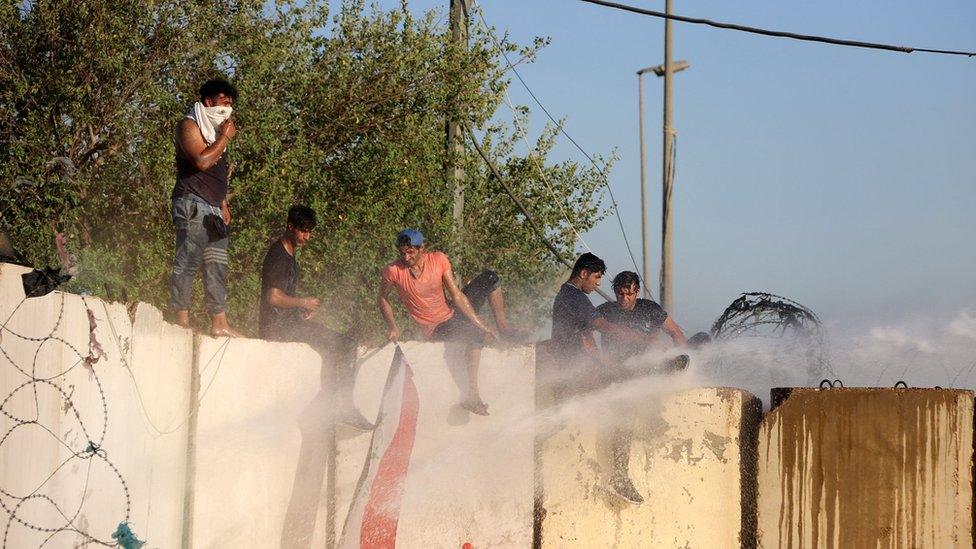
211,326,243,338
174,310,191,329
210,312,241,337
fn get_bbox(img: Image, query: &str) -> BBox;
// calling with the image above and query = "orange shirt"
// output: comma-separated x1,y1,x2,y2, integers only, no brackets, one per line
383,251,455,337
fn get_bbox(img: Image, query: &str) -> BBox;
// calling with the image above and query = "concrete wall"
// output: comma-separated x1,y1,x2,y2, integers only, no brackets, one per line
757,387,974,548
334,342,537,548
0,262,193,548
5,262,976,548
535,380,762,548
188,335,329,549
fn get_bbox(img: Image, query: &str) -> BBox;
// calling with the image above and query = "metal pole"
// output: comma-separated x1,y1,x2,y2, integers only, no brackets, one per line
638,72,651,299
660,0,674,311
448,0,469,262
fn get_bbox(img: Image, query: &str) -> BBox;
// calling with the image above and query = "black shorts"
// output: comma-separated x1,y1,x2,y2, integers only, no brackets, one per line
429,269,500,347
430,313,485,347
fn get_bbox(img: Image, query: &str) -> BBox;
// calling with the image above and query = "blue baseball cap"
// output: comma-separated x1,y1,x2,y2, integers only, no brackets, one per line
395,228,425,247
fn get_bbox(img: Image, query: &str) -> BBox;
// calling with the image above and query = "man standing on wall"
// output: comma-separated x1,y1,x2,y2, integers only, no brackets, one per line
596,271,688,505
377,229,519,416
260,205,373,430
170,78,241,337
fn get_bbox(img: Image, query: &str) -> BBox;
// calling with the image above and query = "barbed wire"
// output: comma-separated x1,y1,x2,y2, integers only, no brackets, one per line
0,291,135,547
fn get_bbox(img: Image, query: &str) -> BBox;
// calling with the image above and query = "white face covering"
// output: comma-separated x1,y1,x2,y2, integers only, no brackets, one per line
204,105,233,126
188,102,233,146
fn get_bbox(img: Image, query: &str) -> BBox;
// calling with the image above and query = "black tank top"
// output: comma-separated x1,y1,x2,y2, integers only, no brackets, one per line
172,140,229,207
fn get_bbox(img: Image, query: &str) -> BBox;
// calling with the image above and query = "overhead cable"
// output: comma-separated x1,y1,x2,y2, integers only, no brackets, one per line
466,127,614,302
473,2,644,277
578,0,976,57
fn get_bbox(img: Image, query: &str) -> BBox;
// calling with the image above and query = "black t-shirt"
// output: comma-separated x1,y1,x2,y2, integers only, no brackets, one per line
596,298,668,360
551,282,597,357
259,239,300,338
173,143,229,207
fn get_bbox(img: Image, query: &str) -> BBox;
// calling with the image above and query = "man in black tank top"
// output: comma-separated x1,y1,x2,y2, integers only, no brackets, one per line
169,79,241,337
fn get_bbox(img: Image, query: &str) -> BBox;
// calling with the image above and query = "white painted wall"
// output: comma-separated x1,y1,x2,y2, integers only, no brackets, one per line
334,342,536,548
7,261,971,549
0,263,192,548
188,335,328,549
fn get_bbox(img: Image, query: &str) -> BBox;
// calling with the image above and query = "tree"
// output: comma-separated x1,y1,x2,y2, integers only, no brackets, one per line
1,0,611,342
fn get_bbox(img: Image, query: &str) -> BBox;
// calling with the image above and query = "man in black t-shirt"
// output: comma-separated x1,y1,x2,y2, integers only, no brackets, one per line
597,271,688,505
551,253,603,364
596,271,686,364
259,205,372,430
551,254,651,372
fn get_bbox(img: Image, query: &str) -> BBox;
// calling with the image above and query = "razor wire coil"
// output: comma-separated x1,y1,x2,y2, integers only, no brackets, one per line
0,292,131,547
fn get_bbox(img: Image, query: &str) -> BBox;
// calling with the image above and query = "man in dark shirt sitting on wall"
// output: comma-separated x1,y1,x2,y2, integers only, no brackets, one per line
260,205,372,430
551,255,688,505
596,271,687,366
596,271,688,505
551,253,650,378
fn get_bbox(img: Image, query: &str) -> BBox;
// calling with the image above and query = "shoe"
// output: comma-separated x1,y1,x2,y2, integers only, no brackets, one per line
609,475,644,505
460,397,490,416
662,354,690,374
337,409,376,431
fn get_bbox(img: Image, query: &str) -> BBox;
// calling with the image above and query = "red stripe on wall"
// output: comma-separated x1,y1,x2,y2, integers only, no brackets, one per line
359,363,420,548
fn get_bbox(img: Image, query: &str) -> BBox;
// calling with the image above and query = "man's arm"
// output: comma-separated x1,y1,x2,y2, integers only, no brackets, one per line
442,269,495,339
176,117,237,172
267,288,318,311
377,277,400,342
580,330,612,366
662,316,686,346
221,198,231,226
591,316,647,345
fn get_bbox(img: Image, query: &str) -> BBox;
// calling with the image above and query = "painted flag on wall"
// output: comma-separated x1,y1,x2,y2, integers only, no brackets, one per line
339,345,420,549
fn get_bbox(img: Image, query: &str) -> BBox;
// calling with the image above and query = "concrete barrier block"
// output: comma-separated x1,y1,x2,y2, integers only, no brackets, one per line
126,302,194,548
536,385,761,548
335,342,536,548
189,335,328,549
757,388,974,548
1,263,193,547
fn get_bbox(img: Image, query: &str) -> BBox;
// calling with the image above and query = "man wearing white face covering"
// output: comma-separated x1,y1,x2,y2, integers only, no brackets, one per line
170,78,241,337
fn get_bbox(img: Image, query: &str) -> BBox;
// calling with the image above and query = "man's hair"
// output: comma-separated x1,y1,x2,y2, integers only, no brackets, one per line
571,252,606,278
612,271,641,292
199,78,238,102
287,205,316,231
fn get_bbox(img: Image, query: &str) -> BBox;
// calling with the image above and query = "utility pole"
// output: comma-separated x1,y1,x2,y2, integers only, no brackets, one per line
660,0,675,312
638,72,649,299
448,0,469,262
637,57,689,305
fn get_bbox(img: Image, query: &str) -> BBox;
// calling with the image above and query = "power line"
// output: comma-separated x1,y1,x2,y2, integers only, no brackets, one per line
472,2,644,277
578,0,976,57
499,92,595,254
466,126,614,302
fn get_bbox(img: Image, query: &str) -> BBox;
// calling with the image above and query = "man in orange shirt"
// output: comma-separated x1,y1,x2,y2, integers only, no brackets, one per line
377,229,518,415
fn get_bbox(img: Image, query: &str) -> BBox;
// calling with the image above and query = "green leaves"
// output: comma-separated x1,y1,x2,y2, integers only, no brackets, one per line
2,0,610,341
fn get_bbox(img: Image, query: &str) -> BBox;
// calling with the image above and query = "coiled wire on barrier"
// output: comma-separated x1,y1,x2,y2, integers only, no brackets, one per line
0,292,138,547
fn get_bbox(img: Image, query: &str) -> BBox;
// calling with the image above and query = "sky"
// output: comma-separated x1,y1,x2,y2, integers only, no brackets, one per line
357,0,976,333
